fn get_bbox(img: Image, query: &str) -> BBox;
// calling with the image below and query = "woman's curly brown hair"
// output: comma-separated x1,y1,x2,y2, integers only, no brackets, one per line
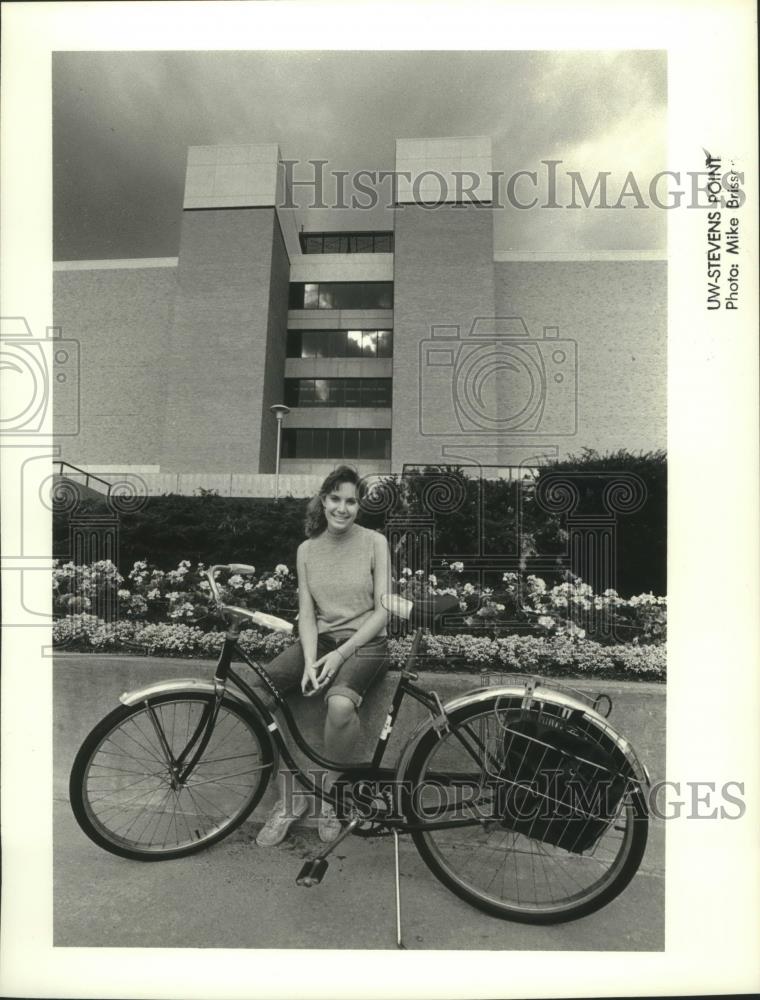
304,465,365,538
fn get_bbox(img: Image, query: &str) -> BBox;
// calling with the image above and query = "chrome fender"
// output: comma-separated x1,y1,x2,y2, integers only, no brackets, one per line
119,677,250,709
396,683,650,788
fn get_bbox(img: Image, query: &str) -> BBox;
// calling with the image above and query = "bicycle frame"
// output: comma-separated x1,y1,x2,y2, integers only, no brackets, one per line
120,618,498,833
119,570,649,836
219,627,444,810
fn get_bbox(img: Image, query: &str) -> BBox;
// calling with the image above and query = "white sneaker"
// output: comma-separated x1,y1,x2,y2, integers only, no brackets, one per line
255,796,309,847
317,803,343,843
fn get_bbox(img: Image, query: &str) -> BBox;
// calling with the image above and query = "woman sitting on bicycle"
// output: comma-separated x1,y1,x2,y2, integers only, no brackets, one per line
255,464,391,847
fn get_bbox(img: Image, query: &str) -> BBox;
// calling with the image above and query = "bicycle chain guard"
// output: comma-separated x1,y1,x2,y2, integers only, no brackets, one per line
334,770,398,838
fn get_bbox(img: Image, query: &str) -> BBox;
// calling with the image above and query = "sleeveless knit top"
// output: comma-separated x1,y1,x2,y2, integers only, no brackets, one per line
301,524,385,636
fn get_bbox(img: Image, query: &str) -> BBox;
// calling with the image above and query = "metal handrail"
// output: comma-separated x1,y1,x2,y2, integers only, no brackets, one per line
54,460,113,497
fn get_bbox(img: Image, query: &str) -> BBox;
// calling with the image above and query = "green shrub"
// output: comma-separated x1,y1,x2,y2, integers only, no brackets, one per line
53,450,665,598
53,614,665,681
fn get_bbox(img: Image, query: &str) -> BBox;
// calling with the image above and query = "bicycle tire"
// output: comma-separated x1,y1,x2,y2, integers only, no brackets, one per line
403,694,648,924
69,692,274,861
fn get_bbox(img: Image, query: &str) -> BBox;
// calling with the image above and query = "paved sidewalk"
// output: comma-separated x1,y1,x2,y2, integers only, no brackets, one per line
54,655,665,950
54,800,664,951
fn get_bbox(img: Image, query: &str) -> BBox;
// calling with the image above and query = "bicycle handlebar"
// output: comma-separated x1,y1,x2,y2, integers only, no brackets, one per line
205,565,294,633
205,563,255,602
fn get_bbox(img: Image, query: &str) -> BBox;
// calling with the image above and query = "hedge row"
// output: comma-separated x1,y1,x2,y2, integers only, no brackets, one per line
54,449,666,598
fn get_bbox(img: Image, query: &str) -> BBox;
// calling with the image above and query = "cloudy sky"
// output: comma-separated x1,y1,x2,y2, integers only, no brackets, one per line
53,50,666,260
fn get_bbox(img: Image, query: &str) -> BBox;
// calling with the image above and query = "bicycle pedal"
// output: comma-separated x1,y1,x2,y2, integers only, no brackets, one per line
296,858,329,887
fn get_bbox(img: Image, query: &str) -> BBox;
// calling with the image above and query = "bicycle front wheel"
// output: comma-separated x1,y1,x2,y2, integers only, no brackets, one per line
70,692,274,861
404,695,648,924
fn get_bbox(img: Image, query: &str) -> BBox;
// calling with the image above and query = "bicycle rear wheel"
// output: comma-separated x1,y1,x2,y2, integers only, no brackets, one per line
404,694,648,924
69,692,274,861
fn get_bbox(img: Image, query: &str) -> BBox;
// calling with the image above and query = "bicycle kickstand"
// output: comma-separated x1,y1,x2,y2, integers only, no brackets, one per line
295,816,360,887
393,829,406,950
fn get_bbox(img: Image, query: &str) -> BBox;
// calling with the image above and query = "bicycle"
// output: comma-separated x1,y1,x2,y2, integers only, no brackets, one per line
69,563,651,939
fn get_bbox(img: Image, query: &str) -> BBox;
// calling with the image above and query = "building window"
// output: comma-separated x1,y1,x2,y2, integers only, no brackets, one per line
288,282,393,310
284,378,392,408
286,329,393,358
299,232,394,254
281,428,391,460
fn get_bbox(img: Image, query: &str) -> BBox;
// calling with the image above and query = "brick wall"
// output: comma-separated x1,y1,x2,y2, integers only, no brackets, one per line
53,267,177,466
160,208,289,473
494,260,666,456
392,204,496,469
257,216,292,472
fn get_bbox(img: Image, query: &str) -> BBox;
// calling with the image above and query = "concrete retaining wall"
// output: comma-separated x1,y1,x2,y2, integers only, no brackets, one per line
55,654,665,826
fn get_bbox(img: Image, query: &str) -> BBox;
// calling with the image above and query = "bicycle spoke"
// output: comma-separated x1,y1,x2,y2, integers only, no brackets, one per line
410,699,645,919
76,696,269,855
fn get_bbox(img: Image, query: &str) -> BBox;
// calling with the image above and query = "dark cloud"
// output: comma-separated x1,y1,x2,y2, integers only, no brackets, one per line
53,50,666,260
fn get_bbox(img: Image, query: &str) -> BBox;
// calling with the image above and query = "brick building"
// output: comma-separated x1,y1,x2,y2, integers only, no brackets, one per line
54,137,666,494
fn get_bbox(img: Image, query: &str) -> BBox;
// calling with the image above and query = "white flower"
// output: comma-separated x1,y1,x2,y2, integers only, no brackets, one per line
538,615,554,629
265,577,282,591
459,600,468,611
415,569,424,577
147,588,161,600
463,583,475,595
274,564,288,577
428,574,437,586
244,582,253,591
228,574,244,588
117,589,131,599
199,580,210,591
451,562,464,573
401,568,412,577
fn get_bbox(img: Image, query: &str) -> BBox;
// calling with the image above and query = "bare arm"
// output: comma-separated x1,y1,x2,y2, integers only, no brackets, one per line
296,542,318,667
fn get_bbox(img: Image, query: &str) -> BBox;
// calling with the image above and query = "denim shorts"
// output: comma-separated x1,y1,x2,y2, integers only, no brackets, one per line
257,632,389,709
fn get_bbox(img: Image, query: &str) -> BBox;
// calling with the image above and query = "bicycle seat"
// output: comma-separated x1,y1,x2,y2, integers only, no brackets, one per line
382,593,459,625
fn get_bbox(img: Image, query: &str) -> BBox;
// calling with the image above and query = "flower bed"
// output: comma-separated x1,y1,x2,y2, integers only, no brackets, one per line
52,558,666,680
53,614,665,681
53,559,666,646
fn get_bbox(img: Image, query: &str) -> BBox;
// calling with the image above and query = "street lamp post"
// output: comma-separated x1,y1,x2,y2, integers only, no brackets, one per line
270,404,290,501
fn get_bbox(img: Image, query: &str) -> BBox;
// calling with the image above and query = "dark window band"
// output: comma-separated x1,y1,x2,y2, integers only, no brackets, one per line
281,427,391,460
288,282,393,310
287,329,393,359
299,231,393,254
284,378,391,408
